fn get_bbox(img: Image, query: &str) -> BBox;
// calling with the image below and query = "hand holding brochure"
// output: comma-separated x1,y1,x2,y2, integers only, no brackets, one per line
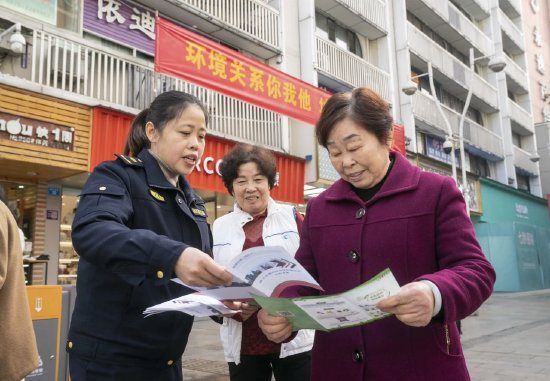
253,268,401,331
143,246,323,317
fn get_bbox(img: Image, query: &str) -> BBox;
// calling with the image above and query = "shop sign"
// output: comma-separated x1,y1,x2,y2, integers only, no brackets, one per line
83,0,155,55
425,135,460,166
515,203,529,220
0,111,75,151
155,17,331,125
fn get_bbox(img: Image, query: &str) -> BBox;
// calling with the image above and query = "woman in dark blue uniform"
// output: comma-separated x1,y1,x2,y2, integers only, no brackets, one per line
67,91,232,381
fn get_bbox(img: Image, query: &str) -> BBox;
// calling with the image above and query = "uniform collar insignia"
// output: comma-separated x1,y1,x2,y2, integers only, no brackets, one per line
149,189,166,202
191,207,206,217
115,153,144,166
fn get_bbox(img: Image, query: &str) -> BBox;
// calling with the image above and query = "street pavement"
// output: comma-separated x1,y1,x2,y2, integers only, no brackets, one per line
182,289,550,380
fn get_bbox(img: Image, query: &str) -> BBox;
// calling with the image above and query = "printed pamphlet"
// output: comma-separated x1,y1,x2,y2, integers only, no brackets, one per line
143,246,322,317
253,268,401,331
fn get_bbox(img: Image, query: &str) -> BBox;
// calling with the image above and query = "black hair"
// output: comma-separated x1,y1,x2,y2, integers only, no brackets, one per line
124,91,209,156
219,143,277,195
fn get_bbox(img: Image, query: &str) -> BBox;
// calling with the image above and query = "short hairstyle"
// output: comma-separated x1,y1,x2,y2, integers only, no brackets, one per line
316,87,393,148
124,91,209,156
219,143,277,195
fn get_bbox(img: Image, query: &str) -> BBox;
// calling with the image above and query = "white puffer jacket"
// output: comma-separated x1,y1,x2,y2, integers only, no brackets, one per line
212,198,314,365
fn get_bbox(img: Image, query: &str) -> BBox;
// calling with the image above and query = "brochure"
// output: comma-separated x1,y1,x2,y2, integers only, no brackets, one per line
143,245,323,317
253,268,400,331
143,293,237,317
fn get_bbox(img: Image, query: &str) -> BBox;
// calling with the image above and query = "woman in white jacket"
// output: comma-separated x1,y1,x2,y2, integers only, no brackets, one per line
213,143,313,381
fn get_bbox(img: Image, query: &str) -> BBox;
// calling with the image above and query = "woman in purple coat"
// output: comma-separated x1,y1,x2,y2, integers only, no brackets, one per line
258,87,496,381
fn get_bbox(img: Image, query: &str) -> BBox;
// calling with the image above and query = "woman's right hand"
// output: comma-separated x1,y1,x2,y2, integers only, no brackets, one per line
223,301,259,321
175,247,232,287
257,309,293,343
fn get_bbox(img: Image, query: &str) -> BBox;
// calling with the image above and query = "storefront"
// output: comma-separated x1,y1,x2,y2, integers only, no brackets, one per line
0,84,91,285
474,178,550,292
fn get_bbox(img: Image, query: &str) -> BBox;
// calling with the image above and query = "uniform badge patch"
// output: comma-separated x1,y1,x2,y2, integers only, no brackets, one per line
191,208,206,217
149,189,165,202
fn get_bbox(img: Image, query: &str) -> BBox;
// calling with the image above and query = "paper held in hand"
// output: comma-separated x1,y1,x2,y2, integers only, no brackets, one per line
253,268,401,331
143,246,323,318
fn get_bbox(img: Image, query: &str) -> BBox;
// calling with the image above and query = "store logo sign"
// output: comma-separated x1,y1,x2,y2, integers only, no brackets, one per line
0,111,75,151
515,203,529,219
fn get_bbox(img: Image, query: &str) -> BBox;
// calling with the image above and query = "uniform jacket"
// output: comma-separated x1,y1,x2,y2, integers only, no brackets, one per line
0,201,38,381
296,152,496,381
212,198,314,364
67,149,211,369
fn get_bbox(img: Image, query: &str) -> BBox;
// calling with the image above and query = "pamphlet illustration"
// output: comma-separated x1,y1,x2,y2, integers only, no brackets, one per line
144,246,323,317
253,268,401,331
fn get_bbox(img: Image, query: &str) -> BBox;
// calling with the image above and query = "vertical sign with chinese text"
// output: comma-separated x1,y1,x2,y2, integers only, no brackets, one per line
155,17,331,125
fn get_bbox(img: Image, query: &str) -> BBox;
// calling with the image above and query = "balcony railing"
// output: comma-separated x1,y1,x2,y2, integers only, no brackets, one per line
25,29,283,150
500,0,522,19
416,0,491,57
408,24,498,110
315,37,390,101
316,0,387,38
503,55,528,92
412,91,504,159
465,0,490,18
513,146,538,175
178,0,280,49
338,0,387,32
508,99,533,133
499,9,524,53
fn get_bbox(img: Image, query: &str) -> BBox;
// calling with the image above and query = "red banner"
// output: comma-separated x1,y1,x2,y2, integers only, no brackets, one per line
155,17,331,125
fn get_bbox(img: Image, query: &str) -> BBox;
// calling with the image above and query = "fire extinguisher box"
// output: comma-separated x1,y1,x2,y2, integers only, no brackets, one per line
26,285,62,381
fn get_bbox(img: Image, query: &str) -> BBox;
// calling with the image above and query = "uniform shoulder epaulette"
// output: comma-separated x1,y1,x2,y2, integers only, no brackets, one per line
115,153,144,166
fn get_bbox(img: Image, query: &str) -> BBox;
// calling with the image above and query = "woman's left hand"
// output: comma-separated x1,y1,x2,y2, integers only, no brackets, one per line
257,309,293,343
376,281,434,327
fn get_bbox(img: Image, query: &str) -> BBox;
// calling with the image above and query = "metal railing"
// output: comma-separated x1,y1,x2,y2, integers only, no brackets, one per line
337,0,387,32
418,0,491,56
412,91,504,159
315,36,390,101
503,55,527,92
508,99,533,133
177,0,280,49
408,23,498,109
28,29,283,150
499,9,524,52
513,145,538,175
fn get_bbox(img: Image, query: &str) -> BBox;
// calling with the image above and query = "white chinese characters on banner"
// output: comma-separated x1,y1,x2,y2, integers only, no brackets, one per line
130,7,155,39
96,0,155,40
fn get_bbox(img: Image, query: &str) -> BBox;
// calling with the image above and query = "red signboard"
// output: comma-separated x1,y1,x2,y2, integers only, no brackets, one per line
391,123,406,155
90,108,133,170
155,17,331,125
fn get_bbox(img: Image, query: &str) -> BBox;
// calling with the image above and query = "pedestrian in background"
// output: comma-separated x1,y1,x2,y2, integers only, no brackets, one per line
212,143,313,381
258,87,496,381
0,186,39,381
66,91,232,381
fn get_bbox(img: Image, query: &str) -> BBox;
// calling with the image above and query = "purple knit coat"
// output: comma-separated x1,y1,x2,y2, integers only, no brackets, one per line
296,152,496,381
